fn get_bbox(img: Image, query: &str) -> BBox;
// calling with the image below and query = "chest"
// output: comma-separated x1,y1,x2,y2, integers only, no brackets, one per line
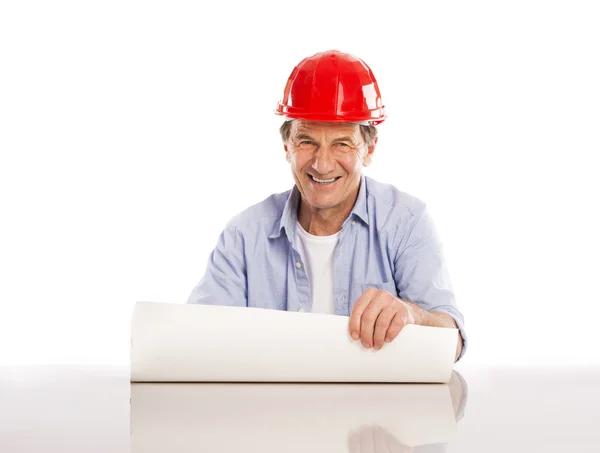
246,226,398,313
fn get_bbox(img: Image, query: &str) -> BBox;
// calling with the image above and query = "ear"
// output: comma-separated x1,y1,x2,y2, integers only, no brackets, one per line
284,142,291,162
363,137,378,167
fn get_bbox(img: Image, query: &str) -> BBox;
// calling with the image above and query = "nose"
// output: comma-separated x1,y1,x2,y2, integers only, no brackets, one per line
311,146,335,175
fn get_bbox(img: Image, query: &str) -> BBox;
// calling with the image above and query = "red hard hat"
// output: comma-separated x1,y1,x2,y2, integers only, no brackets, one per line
275,50,386,125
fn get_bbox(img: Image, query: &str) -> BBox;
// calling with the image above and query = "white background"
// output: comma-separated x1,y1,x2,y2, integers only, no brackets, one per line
1,0,598,367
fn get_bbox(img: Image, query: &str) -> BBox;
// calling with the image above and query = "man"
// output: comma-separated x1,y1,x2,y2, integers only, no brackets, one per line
188,50,466,361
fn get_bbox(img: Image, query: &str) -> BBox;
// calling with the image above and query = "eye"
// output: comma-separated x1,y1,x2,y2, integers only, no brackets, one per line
334,142,351,149
297,140,316,147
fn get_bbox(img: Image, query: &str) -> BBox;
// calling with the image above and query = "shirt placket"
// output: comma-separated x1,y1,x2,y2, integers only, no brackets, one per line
292,246,310,313
334,219,358,316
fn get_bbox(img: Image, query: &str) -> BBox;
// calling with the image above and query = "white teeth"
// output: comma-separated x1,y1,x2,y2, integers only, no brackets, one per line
311,175,337,184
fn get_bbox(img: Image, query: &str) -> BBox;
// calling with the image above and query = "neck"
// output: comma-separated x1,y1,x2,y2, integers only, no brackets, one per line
297,191,359,236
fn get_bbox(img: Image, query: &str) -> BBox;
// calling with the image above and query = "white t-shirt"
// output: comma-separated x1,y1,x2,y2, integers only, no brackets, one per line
295,221,340,314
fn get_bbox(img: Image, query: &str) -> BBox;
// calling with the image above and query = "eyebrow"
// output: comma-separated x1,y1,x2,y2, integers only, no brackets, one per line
293,133,315,142
293,134,357,144
331,136,357,144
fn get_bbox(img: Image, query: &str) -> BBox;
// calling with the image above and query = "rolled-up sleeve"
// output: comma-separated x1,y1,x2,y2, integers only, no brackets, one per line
393,204,467,361
187,225,247,307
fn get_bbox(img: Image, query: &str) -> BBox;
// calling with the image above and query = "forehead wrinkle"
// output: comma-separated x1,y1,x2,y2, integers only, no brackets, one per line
295,120,358,133
293,123,361,144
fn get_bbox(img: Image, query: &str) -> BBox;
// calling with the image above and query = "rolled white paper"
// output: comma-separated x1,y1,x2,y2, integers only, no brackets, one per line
130,301,458,383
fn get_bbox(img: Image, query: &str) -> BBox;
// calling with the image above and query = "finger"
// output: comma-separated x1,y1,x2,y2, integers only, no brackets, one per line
372,424,397,453
347,428,361,453
373,305,396,350
384,310,410,343
359,425,376,453
349,288,378,340
360,296,385,348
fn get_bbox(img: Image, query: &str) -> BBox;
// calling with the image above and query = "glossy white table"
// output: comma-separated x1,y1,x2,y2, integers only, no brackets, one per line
1,365,598,452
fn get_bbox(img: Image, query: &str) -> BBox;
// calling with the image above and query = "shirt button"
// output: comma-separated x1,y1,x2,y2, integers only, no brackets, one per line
298,308,305,313
295,261,302,269
351,220,356,225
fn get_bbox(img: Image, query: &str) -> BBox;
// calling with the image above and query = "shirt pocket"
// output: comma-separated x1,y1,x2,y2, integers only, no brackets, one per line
349,280,400,314
360,280,399,298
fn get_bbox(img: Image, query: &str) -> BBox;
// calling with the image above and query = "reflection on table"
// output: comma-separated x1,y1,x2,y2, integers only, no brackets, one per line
130,370,468,453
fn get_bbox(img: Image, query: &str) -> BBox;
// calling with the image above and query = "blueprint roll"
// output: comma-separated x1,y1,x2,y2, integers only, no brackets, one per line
130,301,458,383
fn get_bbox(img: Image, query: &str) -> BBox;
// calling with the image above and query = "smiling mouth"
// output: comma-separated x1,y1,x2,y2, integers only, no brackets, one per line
309,175,341,185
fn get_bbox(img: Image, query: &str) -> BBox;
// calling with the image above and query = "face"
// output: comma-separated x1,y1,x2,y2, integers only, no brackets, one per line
284,121,376,214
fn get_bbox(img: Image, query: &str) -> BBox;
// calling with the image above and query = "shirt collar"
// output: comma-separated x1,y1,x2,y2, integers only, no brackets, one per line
269,184,300,242
351,174,369,225
269,175,370,241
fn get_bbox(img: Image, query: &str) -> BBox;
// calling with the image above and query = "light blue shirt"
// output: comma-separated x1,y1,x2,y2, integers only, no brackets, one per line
188,175,467,360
